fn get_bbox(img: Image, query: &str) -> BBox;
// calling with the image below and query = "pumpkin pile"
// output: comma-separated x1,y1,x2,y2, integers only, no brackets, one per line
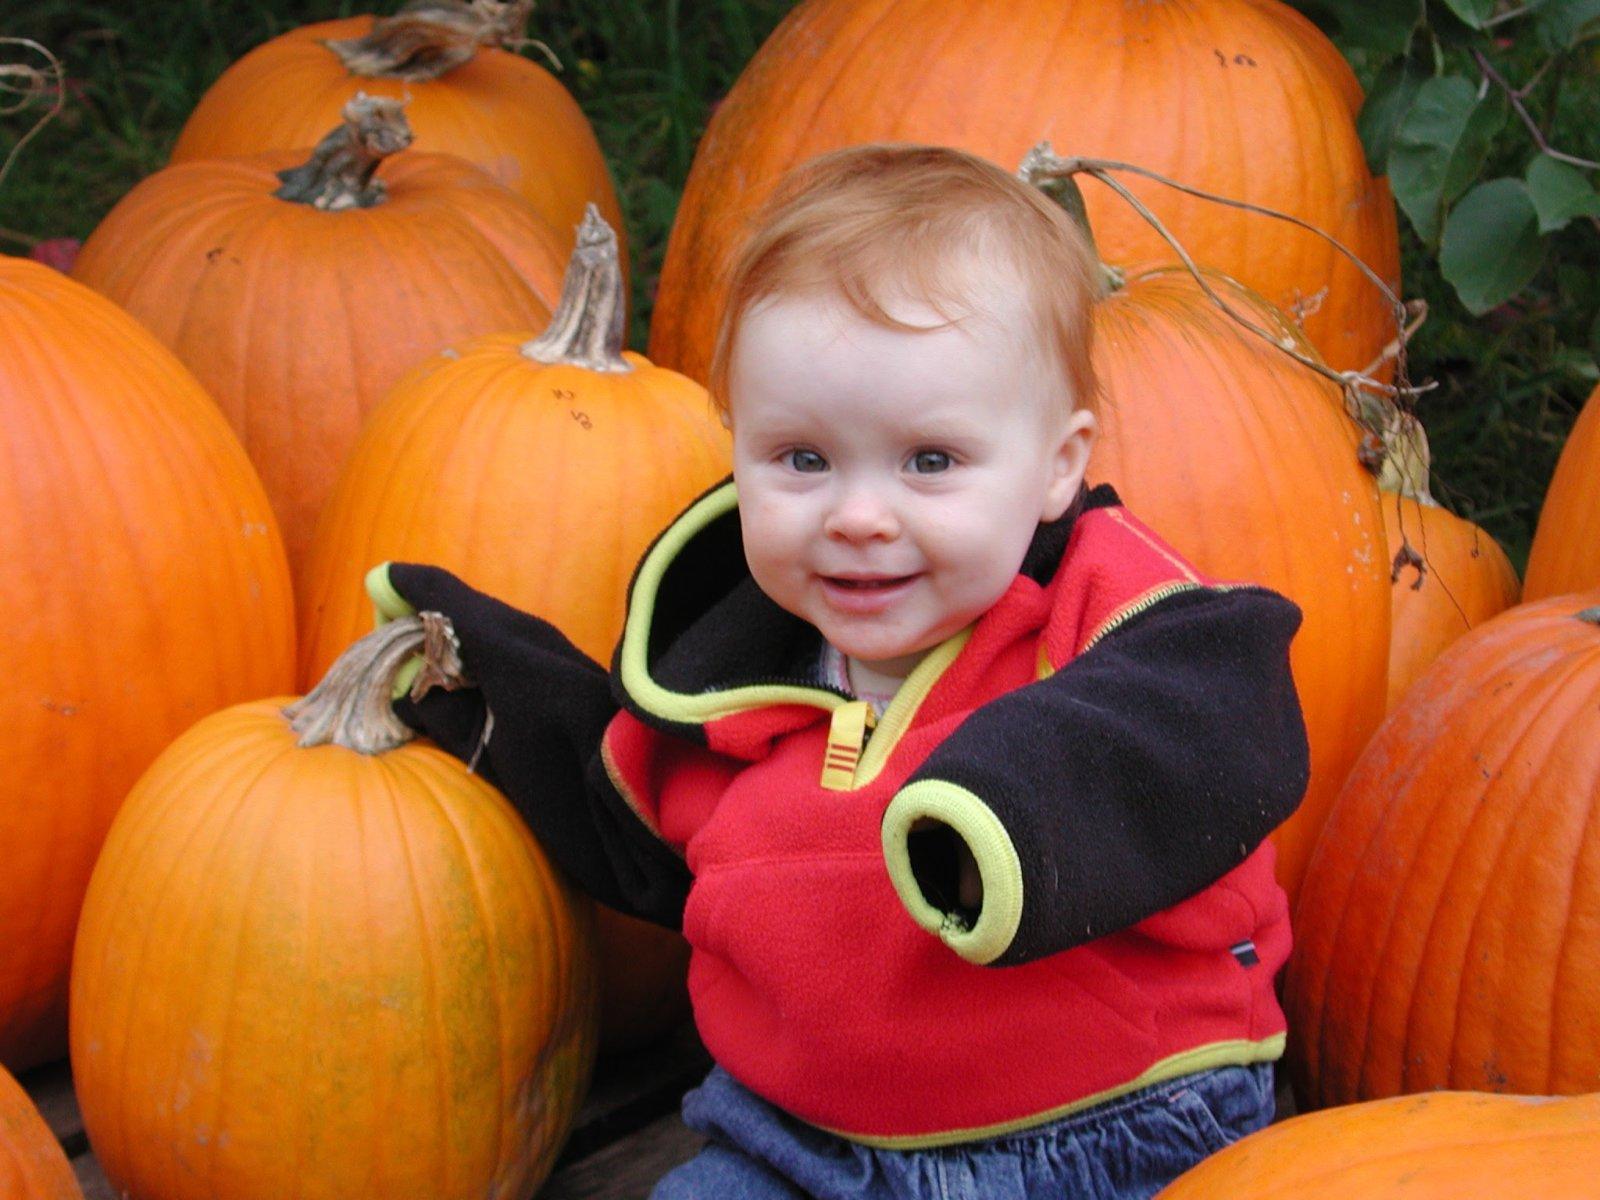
72,92,568,570
7,0,1600,1195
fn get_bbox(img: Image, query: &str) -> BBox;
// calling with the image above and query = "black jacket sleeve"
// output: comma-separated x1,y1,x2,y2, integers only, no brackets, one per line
879,585,1307,967
385,563,693,928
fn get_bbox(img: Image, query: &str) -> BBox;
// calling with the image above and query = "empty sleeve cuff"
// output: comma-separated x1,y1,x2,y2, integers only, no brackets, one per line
881,779,1025,966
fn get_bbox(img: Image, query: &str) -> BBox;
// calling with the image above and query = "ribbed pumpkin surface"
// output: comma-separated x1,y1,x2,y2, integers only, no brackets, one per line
1157,1091,1600,1198
1382,495,1519,711
1091,268,1389,905
72,151,565,570
70,700,597,1200
1524,382,1600,601
1285,592,1600,1109
169,15,622,254
0,258,295,1073
0,1064,81,1199
297,337,730,683
651,0,1399,384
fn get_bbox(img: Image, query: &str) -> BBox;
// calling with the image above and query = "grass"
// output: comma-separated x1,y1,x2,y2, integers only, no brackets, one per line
1,0,1593,570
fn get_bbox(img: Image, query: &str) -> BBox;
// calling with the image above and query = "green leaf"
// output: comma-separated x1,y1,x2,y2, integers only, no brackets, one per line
1389,75,1501,245
1358,55,1429,175
1526,155,1600,233
1292,0,1417,55
1437,0,1495,28
1535,0,1600,51
1440,178,1545,314
1443,90,1507,203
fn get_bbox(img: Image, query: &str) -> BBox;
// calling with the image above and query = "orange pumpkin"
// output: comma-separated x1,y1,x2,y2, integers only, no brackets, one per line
70,618,597,1200
0,1064,81,1199
0,258,295,1073
73,96,566,571
169,2,622,257
299,210,728,1051
1089,265,1389,905
1382,493,1518,710
1524,381,1600,601
1157,1091,1600,1198
1285,592,1600,1109
650,0,1399,385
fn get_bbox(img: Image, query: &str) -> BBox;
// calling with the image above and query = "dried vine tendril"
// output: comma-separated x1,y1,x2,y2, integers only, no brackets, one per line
0,39,65,202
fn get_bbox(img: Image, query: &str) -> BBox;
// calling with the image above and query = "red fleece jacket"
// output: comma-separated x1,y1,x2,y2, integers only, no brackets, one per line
385,481,1308,1147
594,483,1305,1145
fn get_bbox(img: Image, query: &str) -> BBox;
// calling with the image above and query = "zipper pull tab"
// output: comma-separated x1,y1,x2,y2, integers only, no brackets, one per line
820,700,876,791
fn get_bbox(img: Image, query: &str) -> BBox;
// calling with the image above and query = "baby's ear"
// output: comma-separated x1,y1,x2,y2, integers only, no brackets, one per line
1042,408,1098,522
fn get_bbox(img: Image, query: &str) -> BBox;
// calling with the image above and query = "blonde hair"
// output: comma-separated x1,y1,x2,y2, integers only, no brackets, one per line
708,143,1101,421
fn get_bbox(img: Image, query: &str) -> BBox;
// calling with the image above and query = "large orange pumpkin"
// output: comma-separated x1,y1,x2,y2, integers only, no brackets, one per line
73,96,566,571
70,618,597,1200
169,1,622,257
1157,1091,1600,1198
0,1064,81,1199
1381,492,1518,710
0,258,295,1073
1524,381,1600,601
1089,264,1389,905
299,210,729,1051
650,0,1399,385
1285,591,1600,1110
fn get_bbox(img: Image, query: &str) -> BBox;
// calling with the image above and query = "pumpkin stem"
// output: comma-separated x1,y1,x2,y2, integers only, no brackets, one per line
1018,144,1123,298
322,0,541,82
521,205,631,373
284,613,467,754
273,93,412,211
1577,607,1600,626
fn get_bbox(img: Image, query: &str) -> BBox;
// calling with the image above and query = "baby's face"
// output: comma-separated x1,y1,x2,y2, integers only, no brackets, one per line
728,282,1095,680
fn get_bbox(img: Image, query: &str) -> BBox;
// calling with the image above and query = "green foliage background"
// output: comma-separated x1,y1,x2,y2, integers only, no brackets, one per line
2,1,1594,569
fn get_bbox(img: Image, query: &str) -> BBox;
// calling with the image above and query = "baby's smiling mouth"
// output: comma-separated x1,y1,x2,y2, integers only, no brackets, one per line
823,575,918,590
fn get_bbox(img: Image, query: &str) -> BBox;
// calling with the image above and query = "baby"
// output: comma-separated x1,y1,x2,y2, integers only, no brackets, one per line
372,143,1309,1198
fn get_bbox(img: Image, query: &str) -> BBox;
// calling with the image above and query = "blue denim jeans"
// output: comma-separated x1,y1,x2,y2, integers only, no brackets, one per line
650,1062,1274,1200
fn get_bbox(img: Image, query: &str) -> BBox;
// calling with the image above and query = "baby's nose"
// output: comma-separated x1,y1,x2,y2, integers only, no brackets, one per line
824,487,899,540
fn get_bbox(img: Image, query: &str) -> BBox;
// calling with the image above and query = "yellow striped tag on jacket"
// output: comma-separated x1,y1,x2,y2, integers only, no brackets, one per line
820,700,875,791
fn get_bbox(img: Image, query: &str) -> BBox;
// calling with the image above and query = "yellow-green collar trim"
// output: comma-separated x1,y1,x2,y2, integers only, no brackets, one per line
618,481,848,724
814,1034,1286,1151
853,627,970,788
618,482,975,749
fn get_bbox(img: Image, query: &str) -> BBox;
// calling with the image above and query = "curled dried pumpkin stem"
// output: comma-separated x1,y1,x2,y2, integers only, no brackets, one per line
522,204,632,373
323,0,543,81
1020,145,1435,417
0,39,65,200
274,93,412,211
285,613,468,754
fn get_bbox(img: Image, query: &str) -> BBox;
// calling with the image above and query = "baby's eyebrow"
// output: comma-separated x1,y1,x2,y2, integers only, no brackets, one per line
904,421,985,442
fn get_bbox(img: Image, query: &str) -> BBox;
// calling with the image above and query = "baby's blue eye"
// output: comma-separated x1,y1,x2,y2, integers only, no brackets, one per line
788,449,828,473
911,450,951,474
